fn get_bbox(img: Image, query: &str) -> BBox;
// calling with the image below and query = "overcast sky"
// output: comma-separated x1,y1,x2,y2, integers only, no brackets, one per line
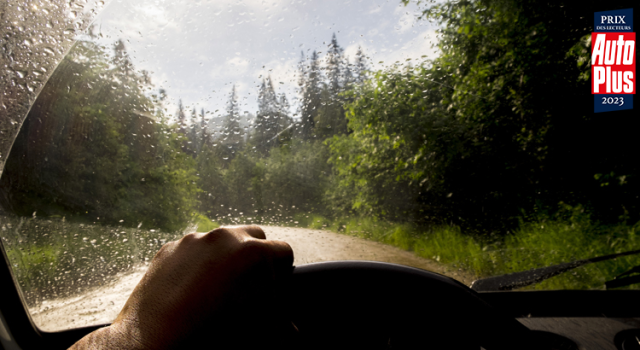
84,0,441,122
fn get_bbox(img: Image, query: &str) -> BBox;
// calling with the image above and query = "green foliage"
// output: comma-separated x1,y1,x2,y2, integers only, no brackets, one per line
0,40,198,232
4,1,640,302
260,140,331,215
328,67,464,223
292,212,640,290
193,213,220,232
2,215,183,305
196,142,227,215
329,0,640,233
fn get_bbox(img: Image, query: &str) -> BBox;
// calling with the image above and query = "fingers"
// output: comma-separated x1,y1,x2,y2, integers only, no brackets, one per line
218,225,266,240
263,239,294,276
238,225,293,274
201,225,293,274
242,225,267,240
225,225,293,275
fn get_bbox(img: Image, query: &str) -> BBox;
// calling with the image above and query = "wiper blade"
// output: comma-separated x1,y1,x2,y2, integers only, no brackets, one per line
470,249,640,292
605,264,640,289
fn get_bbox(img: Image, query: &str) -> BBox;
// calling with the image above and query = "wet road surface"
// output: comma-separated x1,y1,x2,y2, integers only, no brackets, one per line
30,226,474,331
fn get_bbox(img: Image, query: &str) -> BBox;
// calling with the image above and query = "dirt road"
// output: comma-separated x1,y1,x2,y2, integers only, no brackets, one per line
30,226,474,331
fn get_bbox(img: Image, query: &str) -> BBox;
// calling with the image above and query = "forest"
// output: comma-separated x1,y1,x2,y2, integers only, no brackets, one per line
1,0,639,296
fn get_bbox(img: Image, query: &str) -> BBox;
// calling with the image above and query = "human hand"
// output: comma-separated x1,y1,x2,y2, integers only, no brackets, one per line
69,225,295,349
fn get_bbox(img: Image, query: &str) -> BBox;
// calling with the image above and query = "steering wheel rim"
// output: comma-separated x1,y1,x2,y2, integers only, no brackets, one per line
287,261,535,350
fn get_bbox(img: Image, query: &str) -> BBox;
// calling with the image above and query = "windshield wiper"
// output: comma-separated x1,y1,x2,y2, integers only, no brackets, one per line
605,264,640,289
470,249,640,292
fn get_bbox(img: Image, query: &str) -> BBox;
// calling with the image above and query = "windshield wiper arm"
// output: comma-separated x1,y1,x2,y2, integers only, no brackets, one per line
470,249,640,292
605,264,640,289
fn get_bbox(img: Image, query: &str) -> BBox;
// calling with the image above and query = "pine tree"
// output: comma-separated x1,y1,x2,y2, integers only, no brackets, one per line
298,51,322,140
198,108,208,153
219,85,243,162
354,46,368,85
176,99,186,133
251,77,294,154
279,93,290,117
180,107,199,157
275,92,293,145
253,77,280,154
315,34,348,138
325,33,344,94
112,39,133,82
342,57,354,89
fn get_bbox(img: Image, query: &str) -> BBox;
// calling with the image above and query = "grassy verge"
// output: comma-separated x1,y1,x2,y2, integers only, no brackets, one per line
284,212,640,290
5,208,637,307
1,215,201,307
0,211,224,308
192,213,221,232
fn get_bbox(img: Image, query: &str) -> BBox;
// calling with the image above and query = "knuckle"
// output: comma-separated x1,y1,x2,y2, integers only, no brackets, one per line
202,227,232,243
154,241,175,259
238,239,268,258
179,232,197,243
159,241,175,251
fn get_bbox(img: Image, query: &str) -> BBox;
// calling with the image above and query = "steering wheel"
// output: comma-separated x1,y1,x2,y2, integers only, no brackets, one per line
285,261,537,350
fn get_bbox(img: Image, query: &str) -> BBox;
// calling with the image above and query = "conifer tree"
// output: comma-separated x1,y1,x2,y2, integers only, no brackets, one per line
200,108,207,134
278,93,290,117
198,108,208,153
176,99,186,133
354,46,368,84
298,51,322,140
219,85,243,162
315,34,348,138
253,77,281,154
325,33,344,94
342,57,354,89
250,77,295,155
275,92,293,144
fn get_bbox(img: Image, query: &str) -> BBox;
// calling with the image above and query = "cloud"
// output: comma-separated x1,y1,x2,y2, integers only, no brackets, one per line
394,6,418,34
227,57,251,71
87,0,443,117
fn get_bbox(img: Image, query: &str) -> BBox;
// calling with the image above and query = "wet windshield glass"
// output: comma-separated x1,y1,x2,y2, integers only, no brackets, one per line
0,0,638,332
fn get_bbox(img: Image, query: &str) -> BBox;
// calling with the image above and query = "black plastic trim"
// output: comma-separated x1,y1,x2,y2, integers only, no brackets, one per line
479,290,640,318
0,240,106,350
0,257,639,349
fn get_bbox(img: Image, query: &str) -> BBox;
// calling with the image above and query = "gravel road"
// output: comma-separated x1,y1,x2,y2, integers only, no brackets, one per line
30,226,474,331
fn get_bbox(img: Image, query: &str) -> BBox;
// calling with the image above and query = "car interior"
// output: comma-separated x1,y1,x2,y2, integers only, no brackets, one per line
0,0,638,349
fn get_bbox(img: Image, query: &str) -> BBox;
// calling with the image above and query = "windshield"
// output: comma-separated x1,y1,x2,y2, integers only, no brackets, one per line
0,0,638,332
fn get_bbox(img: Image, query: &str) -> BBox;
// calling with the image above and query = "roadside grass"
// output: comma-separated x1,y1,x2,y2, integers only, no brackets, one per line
1,215,196,307
193,213,220,232
6,208,638,307
1,211,224,308
286,213,640,290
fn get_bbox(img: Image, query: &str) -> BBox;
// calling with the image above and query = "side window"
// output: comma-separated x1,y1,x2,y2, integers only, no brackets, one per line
0,39,194,330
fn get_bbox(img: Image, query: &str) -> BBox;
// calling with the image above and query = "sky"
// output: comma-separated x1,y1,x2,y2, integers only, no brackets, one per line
81,0,441,123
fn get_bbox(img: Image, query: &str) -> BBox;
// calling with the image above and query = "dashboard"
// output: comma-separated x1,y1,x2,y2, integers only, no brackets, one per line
1,259,639,350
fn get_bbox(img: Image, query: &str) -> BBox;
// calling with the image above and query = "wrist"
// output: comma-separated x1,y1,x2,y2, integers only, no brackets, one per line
69,323,149,350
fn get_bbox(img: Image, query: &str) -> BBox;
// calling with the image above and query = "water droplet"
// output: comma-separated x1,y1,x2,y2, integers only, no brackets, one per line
15,70,27,78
